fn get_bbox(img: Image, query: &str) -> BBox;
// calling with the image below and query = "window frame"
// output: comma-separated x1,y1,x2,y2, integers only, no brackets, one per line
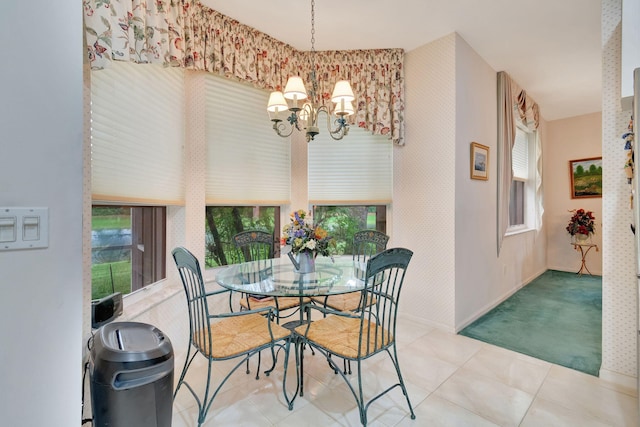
91,205,166,300
506,126,536,235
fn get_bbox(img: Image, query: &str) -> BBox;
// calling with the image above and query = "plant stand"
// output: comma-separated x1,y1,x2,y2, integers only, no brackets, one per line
571,242,598,276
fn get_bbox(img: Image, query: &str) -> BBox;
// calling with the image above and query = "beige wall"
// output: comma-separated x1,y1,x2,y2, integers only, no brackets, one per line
601,0,637,382
397,33,547,332
2,1,84,425
546,112,603,275
397,34,457,330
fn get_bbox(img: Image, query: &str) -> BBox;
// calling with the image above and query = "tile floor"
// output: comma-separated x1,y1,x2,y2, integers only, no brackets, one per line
171,317,638,426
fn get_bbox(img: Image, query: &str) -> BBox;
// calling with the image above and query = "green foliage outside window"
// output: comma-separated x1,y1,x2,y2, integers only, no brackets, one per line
91,207,132,299
205,206,278,268
203,205,385,268
313,206,382,255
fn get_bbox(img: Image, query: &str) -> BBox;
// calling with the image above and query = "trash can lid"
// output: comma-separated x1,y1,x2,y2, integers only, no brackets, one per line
95,321,172,362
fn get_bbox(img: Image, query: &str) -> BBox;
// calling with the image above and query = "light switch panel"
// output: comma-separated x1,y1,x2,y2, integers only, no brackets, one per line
0,207,48,250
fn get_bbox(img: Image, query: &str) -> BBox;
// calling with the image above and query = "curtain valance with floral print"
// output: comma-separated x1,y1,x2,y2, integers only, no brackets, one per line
84,0,405,144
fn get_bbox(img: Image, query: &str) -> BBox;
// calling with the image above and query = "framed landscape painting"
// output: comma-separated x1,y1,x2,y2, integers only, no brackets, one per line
470,142,489,180
569,157,602,198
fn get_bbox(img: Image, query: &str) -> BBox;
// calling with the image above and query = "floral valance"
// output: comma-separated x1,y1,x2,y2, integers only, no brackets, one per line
84,0,406,144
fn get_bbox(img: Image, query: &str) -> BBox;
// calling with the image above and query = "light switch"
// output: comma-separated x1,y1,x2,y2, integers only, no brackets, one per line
0,216,17,243
0,207,48,250
23,216,40,241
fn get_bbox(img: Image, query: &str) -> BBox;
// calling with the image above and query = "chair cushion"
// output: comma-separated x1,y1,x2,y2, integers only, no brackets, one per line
194,313,290,359
240,296,311,311
311,292,375,312
295,315,392,359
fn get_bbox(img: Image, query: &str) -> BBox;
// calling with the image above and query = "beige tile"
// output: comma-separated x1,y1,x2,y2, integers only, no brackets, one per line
396,316,435,345
537,365,638,427
521,397,614,427
433,367,534,427
462,345,551,394
395,394,500,427
274,400,344,427
168,321,633,427
408,328,483,367
173,383,275,426
393,350,460,392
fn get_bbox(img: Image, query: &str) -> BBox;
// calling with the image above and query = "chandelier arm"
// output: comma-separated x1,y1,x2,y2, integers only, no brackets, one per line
316,105,349,140
272,119,295,138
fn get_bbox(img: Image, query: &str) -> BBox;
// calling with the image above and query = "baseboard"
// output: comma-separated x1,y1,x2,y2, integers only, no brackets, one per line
599,368,638,397
399,312,455,334
455,267,547,332
547,264,602,276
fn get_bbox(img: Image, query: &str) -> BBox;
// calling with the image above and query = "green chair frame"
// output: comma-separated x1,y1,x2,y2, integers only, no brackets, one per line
313,229,389,374
172,247,292,426
231,230,310,378
296,248,416,426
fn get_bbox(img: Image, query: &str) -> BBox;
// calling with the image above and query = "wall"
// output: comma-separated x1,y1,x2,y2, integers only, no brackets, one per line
453,35,548,329
0,2,84,426
546,113,603,275
398,33,547,332
397,34,457,330
601,0,638,384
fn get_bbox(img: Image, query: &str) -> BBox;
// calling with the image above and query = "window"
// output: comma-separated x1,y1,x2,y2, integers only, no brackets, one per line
91,61,185,204
508,127,535,231
90,61,177,300
204,206,280,268
312,205,386,255
308,127,393,203
203,74,290,204
91,206,166,299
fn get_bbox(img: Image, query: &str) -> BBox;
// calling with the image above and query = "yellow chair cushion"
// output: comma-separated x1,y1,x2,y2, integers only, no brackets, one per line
295,315,392,359
239,296,311,311
311,292,375,312
194,313,290,359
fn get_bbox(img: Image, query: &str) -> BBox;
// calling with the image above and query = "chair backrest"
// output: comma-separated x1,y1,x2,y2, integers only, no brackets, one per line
172,247,212,354
353,230,389,264
233,230,274,263
359,247,413,357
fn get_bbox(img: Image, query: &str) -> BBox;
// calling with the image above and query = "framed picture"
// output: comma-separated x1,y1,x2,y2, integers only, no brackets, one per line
569,157,602,198
470,142,489,180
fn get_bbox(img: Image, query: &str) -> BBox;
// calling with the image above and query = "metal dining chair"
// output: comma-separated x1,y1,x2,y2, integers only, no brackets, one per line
231,230,312,378
232,230,307,319
295,248,416,426
312,230,389,373
172,247,292,426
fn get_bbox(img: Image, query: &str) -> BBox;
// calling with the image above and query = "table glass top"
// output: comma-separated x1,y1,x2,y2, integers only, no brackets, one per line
214,256,367,297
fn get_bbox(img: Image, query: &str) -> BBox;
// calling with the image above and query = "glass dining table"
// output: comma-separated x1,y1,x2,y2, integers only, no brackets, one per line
213,255,368,407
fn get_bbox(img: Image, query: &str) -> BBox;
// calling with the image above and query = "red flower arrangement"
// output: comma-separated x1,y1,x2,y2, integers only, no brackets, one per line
566,209,595,236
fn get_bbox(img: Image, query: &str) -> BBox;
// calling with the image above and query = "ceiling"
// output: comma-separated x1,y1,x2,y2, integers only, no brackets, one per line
200,0,602,122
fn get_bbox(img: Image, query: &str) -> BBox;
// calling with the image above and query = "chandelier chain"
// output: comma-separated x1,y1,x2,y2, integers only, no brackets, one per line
310,0,316,54
309,0,318,100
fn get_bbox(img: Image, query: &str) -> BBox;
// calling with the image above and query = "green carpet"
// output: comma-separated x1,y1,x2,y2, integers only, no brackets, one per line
459,270,602,376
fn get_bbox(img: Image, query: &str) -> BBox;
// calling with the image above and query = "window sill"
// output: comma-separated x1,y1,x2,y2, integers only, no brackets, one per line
121,278,182,320
505,226,535,237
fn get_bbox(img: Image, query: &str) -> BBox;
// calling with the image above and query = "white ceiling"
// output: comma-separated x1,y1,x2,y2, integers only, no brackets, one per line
200,0,602,122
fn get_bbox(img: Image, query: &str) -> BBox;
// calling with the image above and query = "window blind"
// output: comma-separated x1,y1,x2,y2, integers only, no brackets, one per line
308,127,393,203
91,61,185,204
512,127,529,180
204,75,291,205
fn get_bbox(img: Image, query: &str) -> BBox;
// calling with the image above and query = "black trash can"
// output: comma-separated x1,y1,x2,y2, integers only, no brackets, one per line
90,321,174,427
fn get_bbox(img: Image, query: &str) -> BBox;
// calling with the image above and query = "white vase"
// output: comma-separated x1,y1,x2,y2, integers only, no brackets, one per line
295,252,315,273
574,233,590,243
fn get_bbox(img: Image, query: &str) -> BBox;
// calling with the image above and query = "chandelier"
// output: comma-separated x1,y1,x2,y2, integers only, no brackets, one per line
266,0,355,142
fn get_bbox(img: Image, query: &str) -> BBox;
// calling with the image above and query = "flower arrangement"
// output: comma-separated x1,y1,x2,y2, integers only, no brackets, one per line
282,210,334,257
566,209,596,236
